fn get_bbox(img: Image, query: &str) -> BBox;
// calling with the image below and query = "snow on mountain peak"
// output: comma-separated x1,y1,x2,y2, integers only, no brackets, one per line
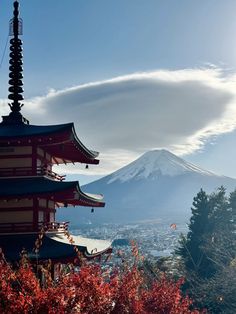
108,149,216,184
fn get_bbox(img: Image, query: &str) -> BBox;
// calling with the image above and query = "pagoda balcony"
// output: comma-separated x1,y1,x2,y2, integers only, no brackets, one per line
0,221,69,234
0,166,66,181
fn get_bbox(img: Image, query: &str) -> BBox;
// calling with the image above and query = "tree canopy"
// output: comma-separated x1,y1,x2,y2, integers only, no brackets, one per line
177,187,236,313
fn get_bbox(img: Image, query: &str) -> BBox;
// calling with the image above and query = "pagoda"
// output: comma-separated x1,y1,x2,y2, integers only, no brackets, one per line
0,1,111,263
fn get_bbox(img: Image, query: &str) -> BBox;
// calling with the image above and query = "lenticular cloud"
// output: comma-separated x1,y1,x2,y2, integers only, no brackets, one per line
8,68,236,173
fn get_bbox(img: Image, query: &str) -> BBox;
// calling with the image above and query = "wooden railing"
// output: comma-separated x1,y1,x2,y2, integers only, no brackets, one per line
0,221,69,233
0,167,66,181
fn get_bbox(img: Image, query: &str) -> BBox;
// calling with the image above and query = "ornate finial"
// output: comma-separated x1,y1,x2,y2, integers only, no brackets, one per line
8,0,24,113
1,1,28,125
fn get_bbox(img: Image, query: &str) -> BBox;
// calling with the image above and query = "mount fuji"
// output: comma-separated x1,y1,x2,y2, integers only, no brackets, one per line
58,150,236,224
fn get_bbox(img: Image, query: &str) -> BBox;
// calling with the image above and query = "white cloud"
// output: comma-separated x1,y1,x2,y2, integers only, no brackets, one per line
2,68,236,174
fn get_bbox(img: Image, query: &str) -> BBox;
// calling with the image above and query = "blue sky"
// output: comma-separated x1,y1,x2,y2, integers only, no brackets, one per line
1,0,236,182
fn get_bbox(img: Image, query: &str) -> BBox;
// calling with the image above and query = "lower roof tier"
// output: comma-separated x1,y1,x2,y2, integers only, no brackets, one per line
0,122,99,165
0,232,112,262
0,177,105,207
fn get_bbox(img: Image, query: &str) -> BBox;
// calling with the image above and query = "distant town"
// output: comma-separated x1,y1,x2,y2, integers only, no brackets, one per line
71,221,188,264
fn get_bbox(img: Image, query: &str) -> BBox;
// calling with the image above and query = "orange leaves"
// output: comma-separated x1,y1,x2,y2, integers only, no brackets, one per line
170,223,177,230
142,276,201,314
63,229,84,266
0,250,203,314
34,226,46,254
0,255,42,313
111,266,144,314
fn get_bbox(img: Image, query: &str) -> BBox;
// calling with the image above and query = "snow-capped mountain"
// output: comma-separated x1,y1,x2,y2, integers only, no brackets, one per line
108,150,215,183
58,150,236,224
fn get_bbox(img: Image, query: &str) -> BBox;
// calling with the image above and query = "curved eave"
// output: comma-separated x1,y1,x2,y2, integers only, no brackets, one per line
0,233,112,262
71,123,99,161
0,177,105,208
0,122,100,165
46,233,111,258
41,123,100,165
75,185,105,207
43,140,99,165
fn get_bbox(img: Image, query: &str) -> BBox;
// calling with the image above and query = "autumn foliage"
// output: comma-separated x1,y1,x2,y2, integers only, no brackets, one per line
0,250,204,314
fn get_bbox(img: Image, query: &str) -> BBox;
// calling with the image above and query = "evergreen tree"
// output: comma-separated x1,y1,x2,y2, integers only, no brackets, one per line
205,187,235,268
208,186,229,232
177,187,236,313
177,188,215,278
229,189,236,233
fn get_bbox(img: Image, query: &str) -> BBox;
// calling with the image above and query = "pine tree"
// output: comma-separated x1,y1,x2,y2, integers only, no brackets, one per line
177,188,215,278
208,186,229,232
177,187,236,313
205,187,235,268
229,189,236,233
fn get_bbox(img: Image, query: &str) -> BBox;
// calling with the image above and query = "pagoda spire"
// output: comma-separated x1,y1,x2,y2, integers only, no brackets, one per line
1,1,28,125
8,1,24,112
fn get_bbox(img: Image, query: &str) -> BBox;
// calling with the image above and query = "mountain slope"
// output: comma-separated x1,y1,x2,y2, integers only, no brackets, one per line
108,150,216,183
57,150,236,224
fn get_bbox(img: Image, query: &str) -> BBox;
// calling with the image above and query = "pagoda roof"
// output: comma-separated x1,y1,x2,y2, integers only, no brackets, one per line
0,121,72,138
0,232,112,262
0,177,105,207
0,122,99,165
47,233,111,258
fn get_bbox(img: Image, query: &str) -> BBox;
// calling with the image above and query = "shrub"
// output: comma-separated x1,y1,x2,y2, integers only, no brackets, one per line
0,250,203,314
